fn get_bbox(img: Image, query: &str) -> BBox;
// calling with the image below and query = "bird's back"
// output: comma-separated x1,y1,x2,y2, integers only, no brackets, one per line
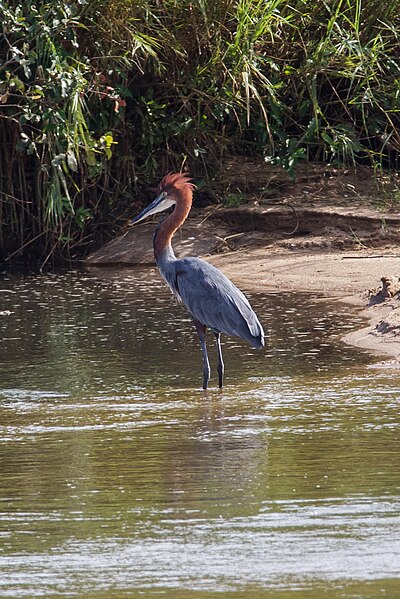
167,257,264,348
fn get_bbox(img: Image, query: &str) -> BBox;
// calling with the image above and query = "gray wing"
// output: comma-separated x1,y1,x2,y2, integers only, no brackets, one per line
173,258,264,348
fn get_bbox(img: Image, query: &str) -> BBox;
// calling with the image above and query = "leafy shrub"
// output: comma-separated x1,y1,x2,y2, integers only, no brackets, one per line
1,0,399,266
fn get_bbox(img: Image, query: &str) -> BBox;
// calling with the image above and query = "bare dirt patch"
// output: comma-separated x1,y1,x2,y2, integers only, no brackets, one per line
208,158,400,253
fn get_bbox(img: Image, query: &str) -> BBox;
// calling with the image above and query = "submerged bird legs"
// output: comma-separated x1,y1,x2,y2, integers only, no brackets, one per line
194,320,224,389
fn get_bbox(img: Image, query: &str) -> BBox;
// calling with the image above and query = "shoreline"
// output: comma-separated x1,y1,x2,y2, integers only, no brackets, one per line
83,193,400,363
207,249,400,362
86,246,400,363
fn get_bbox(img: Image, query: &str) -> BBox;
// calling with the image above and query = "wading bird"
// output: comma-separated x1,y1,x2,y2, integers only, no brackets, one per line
131,172,264,389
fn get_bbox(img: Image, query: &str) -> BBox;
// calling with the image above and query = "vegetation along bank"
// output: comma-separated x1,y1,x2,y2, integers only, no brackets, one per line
1,0,400,268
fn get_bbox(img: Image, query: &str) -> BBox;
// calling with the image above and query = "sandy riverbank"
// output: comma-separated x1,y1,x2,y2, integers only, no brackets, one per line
207,249,400,362
86,242,400,362
84,161,400,363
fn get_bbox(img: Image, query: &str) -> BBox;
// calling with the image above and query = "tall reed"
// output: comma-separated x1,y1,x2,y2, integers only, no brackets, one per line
0,0,399,267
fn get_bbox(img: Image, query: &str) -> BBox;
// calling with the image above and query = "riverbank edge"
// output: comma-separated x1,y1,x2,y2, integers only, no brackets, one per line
83,190,400,363
205,249,400,363
84,246,400,363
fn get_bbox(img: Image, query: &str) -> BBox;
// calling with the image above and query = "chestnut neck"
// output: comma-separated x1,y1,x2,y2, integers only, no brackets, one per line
153,186,192,261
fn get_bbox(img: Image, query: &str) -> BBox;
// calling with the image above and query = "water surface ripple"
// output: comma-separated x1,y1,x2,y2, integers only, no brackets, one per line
0,270,399,598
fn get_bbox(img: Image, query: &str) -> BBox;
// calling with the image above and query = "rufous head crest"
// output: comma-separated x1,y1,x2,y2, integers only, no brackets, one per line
158,172,195,194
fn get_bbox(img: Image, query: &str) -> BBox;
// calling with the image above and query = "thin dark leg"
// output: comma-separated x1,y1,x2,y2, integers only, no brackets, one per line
214,332,224,388
194,320,210,390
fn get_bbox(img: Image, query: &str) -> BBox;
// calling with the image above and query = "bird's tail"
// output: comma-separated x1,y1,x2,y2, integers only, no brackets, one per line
250,332,264,350
242,321,264,349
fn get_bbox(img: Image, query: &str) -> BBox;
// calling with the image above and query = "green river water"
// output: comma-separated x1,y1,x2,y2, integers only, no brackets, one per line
0,269,399,598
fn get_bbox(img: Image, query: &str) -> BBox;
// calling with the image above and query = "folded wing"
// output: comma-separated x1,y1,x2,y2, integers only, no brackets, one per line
174,258,264,348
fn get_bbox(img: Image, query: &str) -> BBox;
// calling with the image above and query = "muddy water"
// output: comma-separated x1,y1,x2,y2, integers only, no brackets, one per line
0,269,399,598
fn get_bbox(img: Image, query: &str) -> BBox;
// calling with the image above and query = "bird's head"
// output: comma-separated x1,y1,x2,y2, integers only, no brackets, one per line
131,172,195,225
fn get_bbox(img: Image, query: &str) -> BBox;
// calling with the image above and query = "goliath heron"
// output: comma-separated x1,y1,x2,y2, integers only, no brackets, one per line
131,172,264,389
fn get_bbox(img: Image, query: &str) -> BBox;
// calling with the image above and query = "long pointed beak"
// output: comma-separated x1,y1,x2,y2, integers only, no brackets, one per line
130,192,175,226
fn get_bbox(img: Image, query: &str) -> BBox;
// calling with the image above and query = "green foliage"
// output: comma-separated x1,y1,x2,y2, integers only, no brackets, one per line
0,0,128,266
1,0,400,266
